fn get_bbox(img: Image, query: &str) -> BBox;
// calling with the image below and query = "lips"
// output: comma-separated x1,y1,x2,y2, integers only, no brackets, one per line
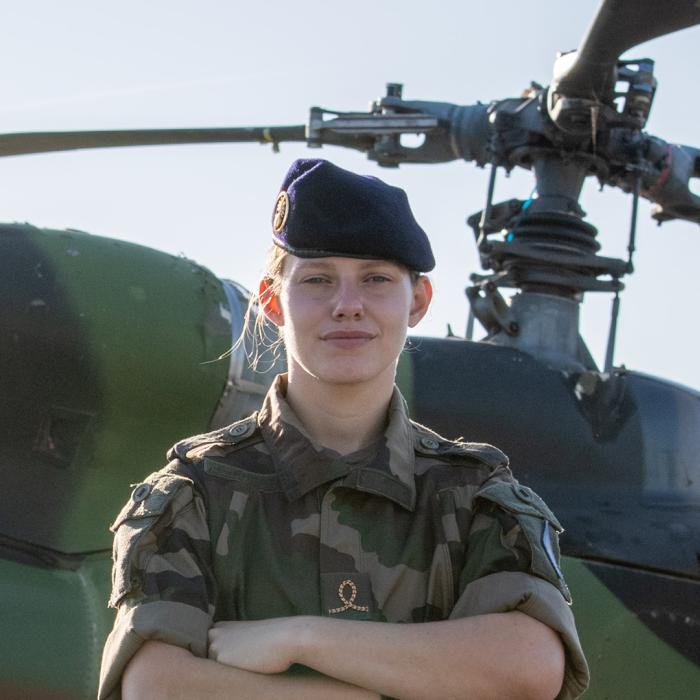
322,330,375,340
321,330,376,348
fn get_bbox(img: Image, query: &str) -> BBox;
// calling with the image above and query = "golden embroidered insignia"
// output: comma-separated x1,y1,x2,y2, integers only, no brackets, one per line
272,190,289,232
328,578,369,614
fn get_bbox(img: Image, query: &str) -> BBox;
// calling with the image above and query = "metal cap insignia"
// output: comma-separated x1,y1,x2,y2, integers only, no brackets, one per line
272,190,289,232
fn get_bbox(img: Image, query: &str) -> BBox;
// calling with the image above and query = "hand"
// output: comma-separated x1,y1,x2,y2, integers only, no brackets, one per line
208,617,306,674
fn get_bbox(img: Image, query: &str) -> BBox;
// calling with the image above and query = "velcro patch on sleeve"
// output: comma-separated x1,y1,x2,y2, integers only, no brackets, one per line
475,480,571,603
110,473,194,531
108,473,195,607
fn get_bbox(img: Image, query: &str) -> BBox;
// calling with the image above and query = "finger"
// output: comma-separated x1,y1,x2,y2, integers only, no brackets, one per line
212,620,237,630
207,629,219,659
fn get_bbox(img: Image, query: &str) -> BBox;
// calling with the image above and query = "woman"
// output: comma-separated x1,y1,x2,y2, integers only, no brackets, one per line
99,159,589,699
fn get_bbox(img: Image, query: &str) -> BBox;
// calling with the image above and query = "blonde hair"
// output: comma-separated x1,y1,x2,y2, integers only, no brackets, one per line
235,245,288,371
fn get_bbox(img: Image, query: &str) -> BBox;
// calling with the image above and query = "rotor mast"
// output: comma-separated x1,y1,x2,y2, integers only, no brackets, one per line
467,150,629,371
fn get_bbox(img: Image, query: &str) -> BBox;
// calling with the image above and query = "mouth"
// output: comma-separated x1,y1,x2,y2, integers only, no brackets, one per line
321,330,376,348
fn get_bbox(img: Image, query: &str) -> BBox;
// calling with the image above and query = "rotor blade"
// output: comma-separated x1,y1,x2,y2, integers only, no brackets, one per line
555,0,700,99
0,126,306,158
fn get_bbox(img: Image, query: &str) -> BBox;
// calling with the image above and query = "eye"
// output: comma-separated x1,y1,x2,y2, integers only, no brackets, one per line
301,275,331,284
365,274,392,283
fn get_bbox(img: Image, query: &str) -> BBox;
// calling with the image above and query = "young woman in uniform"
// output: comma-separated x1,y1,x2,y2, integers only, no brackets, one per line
99,159,589,699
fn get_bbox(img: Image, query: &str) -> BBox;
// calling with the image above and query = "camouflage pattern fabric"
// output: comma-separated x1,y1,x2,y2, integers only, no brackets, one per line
98,374,589,699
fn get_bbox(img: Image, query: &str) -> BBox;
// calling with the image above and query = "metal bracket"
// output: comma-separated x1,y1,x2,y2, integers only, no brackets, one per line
465,282,519,337
307,107,439,140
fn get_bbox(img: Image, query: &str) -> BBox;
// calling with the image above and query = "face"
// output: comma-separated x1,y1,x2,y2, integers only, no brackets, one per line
261,256,432,387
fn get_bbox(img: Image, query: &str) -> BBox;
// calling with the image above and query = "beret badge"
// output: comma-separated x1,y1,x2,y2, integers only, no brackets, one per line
272,190,289,233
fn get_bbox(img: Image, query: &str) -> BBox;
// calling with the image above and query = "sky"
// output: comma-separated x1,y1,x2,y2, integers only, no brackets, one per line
2,0,699,390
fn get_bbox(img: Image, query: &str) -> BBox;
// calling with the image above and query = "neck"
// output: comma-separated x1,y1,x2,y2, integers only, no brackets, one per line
284,365,395,455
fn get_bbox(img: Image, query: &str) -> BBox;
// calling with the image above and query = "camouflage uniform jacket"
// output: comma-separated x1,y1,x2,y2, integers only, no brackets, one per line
99,375,589,699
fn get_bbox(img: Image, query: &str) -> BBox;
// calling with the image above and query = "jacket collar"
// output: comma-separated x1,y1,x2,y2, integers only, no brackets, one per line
257,374,416,510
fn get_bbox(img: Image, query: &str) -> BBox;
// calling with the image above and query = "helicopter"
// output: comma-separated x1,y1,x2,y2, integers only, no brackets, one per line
1,0,700,698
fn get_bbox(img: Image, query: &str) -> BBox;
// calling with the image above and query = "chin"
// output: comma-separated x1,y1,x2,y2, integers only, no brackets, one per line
303,358,396,387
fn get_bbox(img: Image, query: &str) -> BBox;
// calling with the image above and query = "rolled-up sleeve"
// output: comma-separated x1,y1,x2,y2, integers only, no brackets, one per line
449,475,589,699
450,571,588,699
98,465,215,700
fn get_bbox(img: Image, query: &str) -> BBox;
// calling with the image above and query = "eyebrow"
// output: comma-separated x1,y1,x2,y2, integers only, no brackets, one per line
295,259,334,270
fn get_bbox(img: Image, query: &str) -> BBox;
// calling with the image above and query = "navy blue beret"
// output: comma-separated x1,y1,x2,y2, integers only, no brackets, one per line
271,158,435,272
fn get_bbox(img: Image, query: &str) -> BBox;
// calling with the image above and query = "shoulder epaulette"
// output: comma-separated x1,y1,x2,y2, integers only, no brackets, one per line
167,413,261,462
411,421,508,470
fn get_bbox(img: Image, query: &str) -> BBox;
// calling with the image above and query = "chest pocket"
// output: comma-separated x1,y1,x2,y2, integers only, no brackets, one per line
109,473,194,607
475,481,571,603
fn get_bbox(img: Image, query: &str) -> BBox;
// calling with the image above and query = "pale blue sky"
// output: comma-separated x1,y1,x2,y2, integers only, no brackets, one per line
2,1,699,388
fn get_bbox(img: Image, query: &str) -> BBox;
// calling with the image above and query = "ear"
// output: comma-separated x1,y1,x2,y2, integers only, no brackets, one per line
408,276,432,328
259,279,284,326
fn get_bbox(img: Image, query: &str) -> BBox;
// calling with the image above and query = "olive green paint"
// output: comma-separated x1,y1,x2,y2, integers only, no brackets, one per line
396,347,415,412
28,227,232,552
0,553,113,699
563,557,700,698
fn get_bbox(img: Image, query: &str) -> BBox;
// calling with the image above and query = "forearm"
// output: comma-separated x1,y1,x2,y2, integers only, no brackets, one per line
295,612,564,700
122,640,379,700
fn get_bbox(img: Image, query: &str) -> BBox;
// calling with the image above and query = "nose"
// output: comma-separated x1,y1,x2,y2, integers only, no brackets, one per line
332,280,364,320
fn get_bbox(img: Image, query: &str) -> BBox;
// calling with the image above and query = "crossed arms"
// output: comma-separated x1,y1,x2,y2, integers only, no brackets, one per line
122,611,565,700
